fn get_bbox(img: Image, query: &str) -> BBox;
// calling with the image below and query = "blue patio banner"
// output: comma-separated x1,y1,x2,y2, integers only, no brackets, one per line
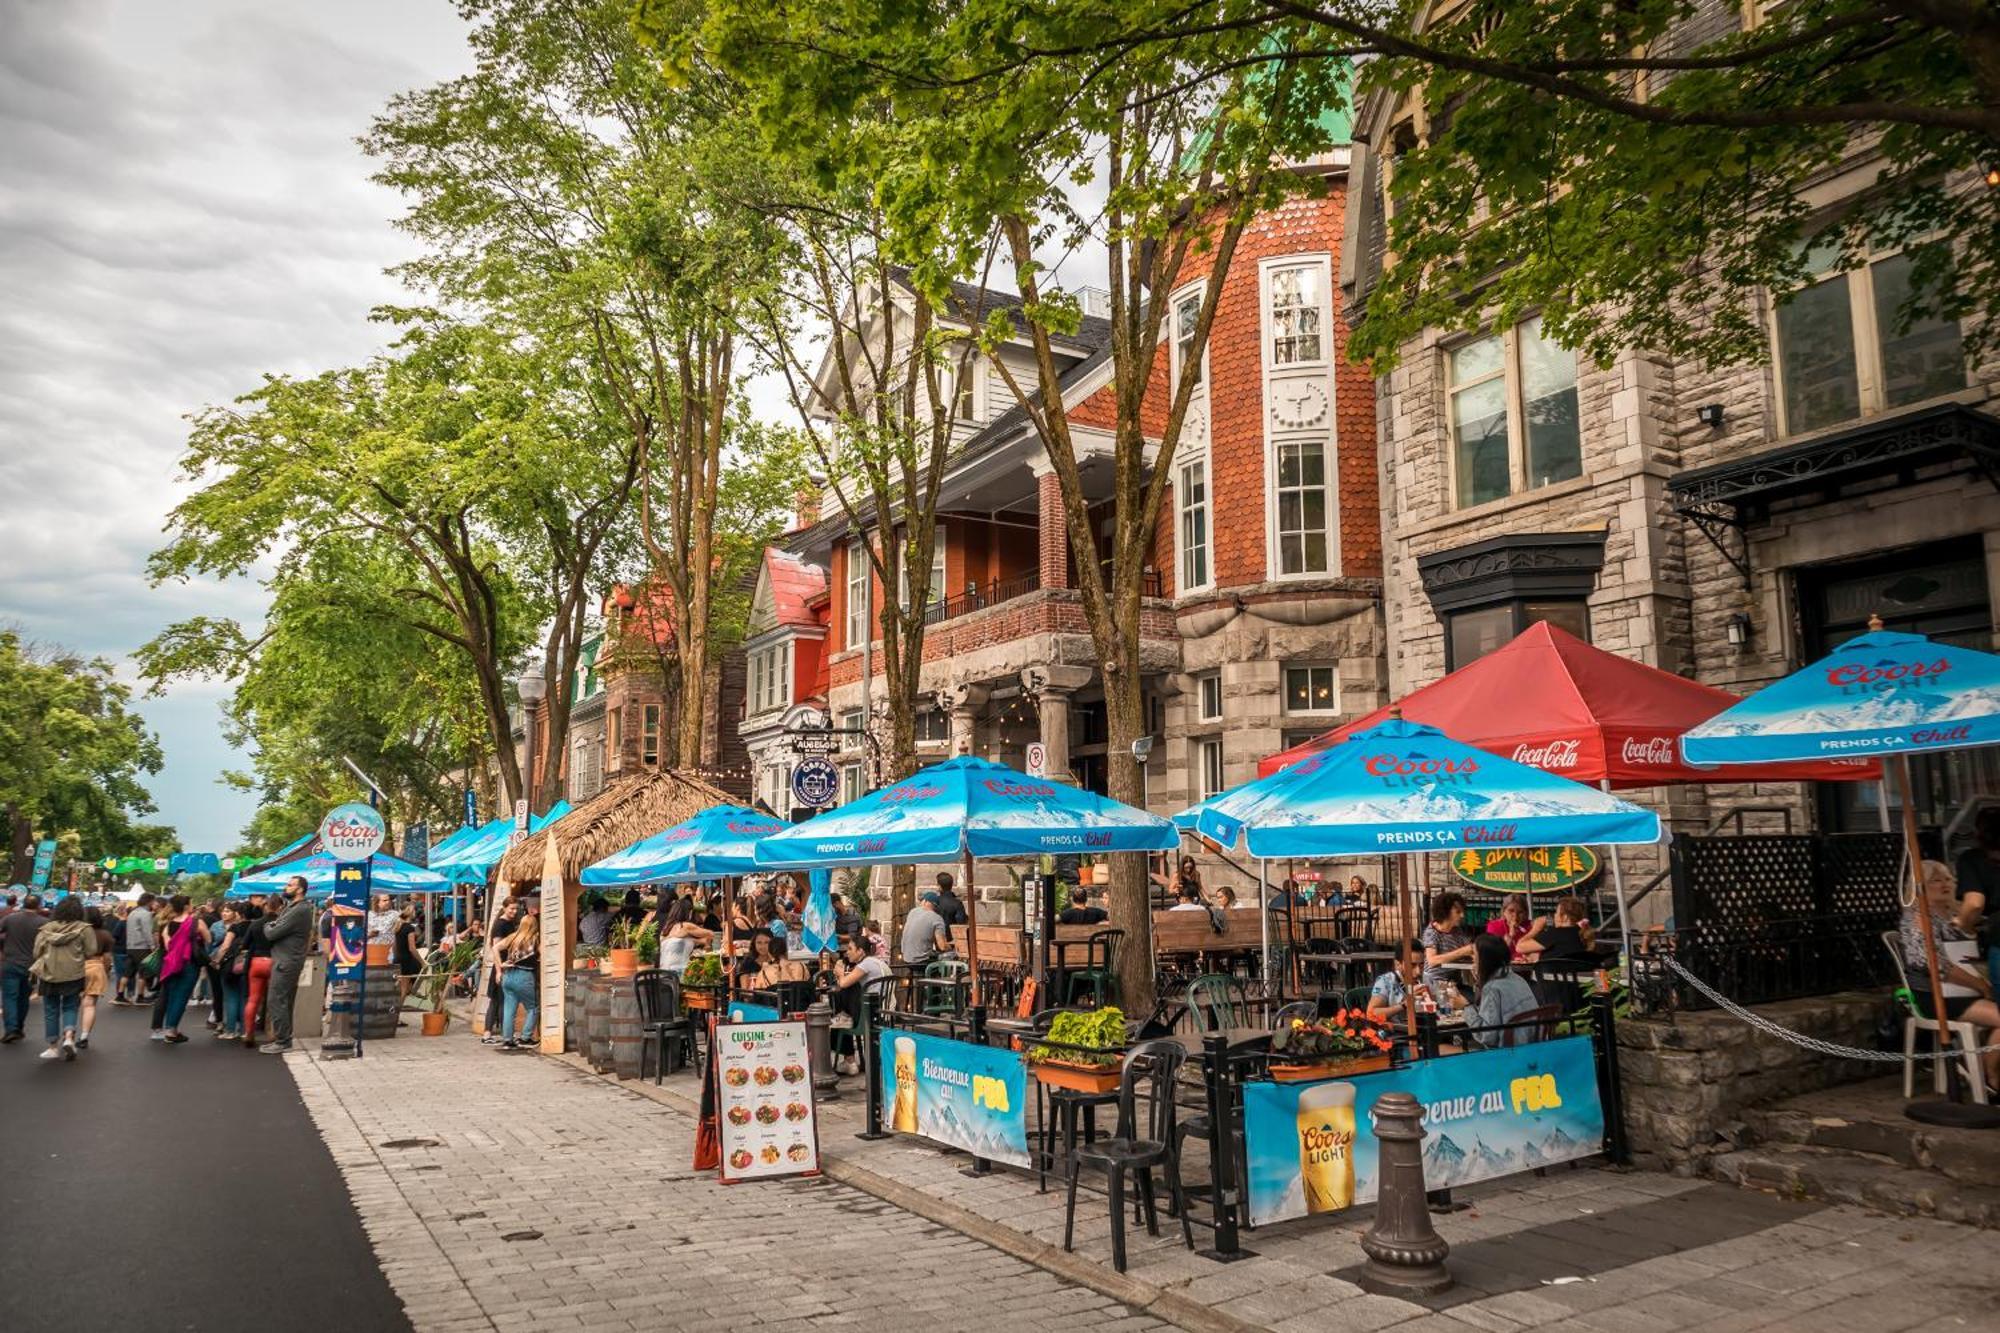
876,1027,1030,1168
1242,1036,1605,1226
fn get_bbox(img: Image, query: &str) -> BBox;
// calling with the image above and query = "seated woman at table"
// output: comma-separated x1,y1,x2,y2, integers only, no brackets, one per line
1454,935,1541,1048
1366,939,1431,1024
1514,896,1595,964
1217,885,1243,909
1484,893,1545,961
1420,892,1476,993
751,932,812,989
736,927,777,983
1169,856,1206,904
1903,859,2000,1096
826,933,891,1073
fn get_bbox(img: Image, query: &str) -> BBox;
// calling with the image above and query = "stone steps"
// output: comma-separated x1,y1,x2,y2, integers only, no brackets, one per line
1709,1141,2000,1228
1743,1096,2000,1190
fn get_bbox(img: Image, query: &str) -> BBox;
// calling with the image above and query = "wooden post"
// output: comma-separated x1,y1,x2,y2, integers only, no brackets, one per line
961,847,981,1008
1898,755,1960,1076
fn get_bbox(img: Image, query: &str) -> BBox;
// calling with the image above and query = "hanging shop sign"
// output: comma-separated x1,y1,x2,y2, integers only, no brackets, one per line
1448,845,1599,895
791,757,840,810
319,802,387,863
876,1026,1030,1168
1242,1036,1605,1226
715,1019,821,1182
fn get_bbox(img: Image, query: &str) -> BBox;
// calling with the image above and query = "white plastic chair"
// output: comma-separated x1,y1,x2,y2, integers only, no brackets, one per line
1881,930,1989,1103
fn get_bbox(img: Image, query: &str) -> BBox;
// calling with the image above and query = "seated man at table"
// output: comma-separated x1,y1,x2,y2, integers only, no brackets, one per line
1168,883,1207,911
900,891,952,965
1058,885,1108,925
1366,939,1431,1024
827,933,891,1073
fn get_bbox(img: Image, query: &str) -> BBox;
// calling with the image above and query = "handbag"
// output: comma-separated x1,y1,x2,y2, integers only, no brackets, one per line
140,947,163,981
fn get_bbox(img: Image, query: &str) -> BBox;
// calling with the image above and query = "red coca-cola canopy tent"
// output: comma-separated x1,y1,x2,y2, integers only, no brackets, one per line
1257,621,1877,788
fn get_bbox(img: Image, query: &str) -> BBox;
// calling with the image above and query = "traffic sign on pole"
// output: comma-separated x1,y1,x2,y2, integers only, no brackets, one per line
1025,742,1048,778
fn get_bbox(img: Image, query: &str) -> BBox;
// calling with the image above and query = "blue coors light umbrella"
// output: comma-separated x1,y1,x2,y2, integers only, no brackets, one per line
228,849,451,897
1185,717,1661,859
581,805,790,885
1681,628,2000,765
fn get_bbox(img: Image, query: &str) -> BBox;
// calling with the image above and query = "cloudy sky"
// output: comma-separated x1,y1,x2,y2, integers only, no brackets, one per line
0,1,476,852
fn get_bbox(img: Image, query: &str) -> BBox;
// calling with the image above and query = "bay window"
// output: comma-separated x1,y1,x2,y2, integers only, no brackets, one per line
1274,440,1331,575
1268,264,1325,364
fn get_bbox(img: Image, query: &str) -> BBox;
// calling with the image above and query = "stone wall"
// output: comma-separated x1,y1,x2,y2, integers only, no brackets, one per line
1617,990,1892,1173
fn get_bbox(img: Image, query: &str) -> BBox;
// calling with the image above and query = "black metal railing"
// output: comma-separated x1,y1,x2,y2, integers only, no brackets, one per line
1651,917,1896,1011
923,570,1042,627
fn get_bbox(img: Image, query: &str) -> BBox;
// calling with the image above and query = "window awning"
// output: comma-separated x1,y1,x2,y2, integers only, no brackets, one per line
1666,403,2000,587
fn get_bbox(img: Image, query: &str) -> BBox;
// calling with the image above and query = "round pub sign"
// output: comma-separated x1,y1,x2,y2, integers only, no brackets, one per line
319,802,387,863
1449,844,1599,894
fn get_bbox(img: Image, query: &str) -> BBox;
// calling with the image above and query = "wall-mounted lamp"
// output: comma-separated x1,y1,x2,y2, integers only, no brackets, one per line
1697,404,1726,429
1725,613,1753,648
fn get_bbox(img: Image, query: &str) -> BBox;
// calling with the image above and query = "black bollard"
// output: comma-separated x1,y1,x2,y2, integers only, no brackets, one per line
856,991,889,1141
1359,1091,1452,1297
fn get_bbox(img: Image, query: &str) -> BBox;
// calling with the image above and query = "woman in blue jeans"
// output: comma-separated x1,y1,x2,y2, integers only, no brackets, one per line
496,914,540,1051
150,894,210,1044
32,895,98,1061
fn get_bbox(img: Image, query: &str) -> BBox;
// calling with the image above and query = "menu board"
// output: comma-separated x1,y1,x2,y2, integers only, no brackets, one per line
714,1019,820,1182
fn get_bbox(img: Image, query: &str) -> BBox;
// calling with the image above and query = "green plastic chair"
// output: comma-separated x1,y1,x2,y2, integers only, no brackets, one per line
919,957,969,1016
1064,930,1123,1009
1187,973,1251,1033
1343,984,1375,1012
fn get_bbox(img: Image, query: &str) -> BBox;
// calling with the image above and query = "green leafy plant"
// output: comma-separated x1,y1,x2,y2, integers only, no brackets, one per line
609,918,640,951
636,919,660,967
576,943,609,965
682,952,724,989
423,938,482,1014
1027,1006,1126,1070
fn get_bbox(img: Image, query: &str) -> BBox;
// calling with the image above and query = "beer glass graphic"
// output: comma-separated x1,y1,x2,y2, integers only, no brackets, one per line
892,1037,919,1133
1296,1082,1358,1214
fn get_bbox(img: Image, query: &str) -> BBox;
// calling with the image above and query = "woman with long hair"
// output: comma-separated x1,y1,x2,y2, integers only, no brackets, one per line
151,893,210,1045
1902,859,2000,1095
210,902,251,1040
79,906,114,1049
496,912,540,1051
1515,896,1596,963
1484,893,1544,961
393,905,422,1003
1455,934,1541,1049
31,896,97,1061
752,932,811,989
239,901,274,1048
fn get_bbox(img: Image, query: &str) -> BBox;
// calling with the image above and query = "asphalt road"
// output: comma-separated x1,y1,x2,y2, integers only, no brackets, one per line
0,994,410,1333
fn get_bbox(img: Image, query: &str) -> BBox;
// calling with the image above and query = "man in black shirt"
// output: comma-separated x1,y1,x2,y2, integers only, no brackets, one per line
1057,886,1109,926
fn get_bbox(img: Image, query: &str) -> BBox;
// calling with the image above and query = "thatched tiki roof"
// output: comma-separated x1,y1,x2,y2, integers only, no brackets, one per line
495,768,739,885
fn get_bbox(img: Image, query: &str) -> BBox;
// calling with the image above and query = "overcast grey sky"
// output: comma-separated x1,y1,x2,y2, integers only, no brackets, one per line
0,0,475,852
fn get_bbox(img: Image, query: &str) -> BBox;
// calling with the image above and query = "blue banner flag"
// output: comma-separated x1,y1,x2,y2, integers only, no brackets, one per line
877,1027,1030,1168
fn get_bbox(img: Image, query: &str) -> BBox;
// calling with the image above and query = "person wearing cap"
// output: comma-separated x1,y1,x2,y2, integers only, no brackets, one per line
900,891,951,966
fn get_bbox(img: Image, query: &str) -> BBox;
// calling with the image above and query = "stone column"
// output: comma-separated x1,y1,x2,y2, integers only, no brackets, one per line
938,683,989,757
1022,665,1093,782
1033,461,1070,591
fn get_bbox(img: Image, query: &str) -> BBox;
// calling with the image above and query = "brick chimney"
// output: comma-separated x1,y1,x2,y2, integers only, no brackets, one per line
792,482,822,533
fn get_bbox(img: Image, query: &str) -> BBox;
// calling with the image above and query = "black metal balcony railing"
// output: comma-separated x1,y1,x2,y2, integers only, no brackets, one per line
922,571,1041,627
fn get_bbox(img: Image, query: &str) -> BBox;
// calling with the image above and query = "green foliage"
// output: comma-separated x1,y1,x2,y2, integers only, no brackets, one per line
636,918,660,966
681,951,724,989
426,938,484,1013
1028,1005,1127,1069
0,630,167,881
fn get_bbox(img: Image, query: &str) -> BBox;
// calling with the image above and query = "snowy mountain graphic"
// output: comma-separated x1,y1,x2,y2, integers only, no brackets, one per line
1692,685,2000,738
1291,788,1622,826
1471,1136,1516,1176
1422,1132,1468,1186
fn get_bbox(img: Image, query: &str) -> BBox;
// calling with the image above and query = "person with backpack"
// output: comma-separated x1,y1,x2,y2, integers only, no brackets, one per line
30,896,97,1061
150,895,210,1044
121,893,158,1004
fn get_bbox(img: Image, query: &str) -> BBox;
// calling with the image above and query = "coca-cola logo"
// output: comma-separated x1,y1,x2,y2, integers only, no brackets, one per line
1620,737,1674,766
1511,739,1581,769
1827,658,1950,690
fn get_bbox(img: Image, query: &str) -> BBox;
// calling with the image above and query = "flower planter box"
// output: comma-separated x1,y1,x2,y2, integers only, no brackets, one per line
1029,1058,1122,1095
1267,1054,1394,1083
683,988,718,1012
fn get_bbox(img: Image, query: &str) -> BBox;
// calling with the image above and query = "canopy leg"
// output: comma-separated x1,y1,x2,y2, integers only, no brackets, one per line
1601,780,1633,955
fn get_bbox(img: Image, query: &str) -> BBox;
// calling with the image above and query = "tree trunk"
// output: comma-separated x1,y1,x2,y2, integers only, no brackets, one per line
1098,592,1154,1017
7,804,33,885
475,655,525,809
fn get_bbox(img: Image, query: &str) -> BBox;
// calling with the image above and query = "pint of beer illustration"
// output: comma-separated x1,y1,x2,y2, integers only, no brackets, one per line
892,1037,919,1133
1296,1082,1358,1214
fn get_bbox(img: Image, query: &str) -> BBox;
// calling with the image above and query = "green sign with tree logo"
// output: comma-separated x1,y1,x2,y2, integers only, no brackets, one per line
1449,845,1599,894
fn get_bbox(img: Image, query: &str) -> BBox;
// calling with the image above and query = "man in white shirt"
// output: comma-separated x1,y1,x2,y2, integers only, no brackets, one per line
1168,884,1207,911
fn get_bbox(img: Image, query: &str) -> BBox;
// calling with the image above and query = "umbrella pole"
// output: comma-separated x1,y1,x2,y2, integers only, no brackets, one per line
1259,859,1273,998
1602,779,1632,951
1398,855,1418,1037
961,848,981,1010
1898,756,1960,1088
723,876,736,1003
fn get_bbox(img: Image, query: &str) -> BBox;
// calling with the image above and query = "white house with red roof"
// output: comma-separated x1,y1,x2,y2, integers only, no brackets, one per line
740,546,832,814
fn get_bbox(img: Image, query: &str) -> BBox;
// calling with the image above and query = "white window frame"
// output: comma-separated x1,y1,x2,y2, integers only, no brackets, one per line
1444,314,1582,511
1283,663,1339,715
912,707,950,747
845,537,870,649
952,351,980,423
748,641,789,716
1196,737,1226,802
1265,261,1329,367
1196,672,1223,723
1258,254,1339,582
840,763,866,806
897,524,946,612
1169,283,1214,596
1770,241,1967,438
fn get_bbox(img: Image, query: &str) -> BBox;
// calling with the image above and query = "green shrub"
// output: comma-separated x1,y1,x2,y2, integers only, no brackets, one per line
1027,1006,1126,1069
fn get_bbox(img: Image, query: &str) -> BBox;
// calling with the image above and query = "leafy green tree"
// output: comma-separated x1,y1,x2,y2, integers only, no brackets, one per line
0,630,168,884
366,0,788,771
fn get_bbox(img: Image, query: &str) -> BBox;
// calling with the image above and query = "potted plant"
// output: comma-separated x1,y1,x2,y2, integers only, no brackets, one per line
606,918,640,977
1027,1006,1127,1094
419,938,482,1036
575,943,609,971
1266,1009,1396,1081
681,951,723,1009
636,919,659,968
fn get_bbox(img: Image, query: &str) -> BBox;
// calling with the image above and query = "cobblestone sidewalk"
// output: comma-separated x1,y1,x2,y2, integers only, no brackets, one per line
284,1033,1172,1333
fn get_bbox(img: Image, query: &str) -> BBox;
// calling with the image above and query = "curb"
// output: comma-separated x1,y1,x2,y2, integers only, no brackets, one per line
550,1052,1260,1333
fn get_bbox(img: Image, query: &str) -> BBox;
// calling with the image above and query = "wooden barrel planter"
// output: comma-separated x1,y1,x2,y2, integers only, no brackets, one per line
609,978,643,1080
362,964,401,1040
565,970,590,1054
586,974,616,1072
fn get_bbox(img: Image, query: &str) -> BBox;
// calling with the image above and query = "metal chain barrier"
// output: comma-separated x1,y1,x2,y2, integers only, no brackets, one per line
1660,955,2000,1060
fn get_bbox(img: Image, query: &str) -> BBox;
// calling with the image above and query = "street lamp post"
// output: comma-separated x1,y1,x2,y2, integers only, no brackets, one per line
517,669,548,818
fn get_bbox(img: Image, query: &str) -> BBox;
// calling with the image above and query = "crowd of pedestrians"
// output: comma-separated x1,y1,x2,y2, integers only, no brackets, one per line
0,875,315,1064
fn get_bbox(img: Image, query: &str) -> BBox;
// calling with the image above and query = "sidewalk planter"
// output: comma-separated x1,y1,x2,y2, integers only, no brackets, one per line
681,954,724,1011
421,1011,450,1037
1267,1054,1393,1083
585,973,616,1073
606,947,639,978
1029,1058,1123,1095
365,942,392,967
683,987,718,1012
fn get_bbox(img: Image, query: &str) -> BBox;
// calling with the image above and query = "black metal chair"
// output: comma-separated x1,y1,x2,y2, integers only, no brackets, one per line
1063,1038,1195,1273
633,969,695,1083
1270,1000,1317,1029
1187,973,1251,1033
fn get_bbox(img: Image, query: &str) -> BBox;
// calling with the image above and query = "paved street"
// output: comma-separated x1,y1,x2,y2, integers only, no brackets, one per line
0,999,407,1333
